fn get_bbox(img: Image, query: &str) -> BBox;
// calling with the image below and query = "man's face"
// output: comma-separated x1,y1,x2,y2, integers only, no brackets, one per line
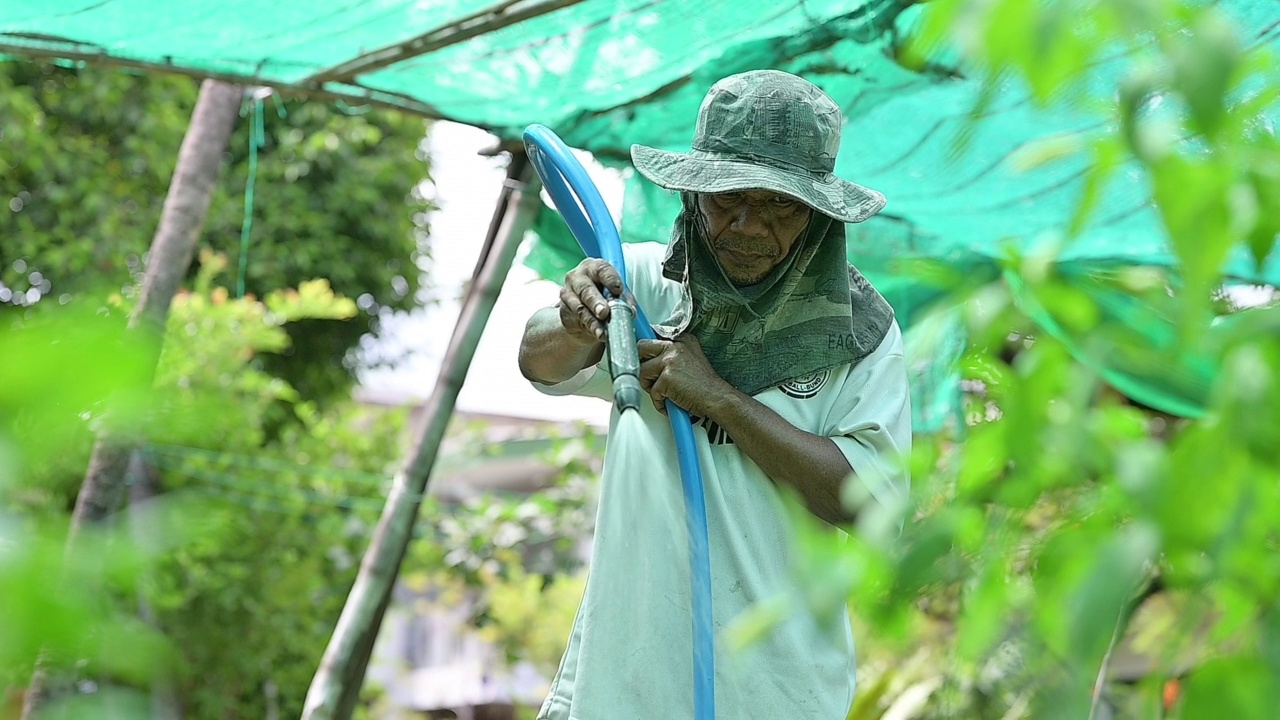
696,190,813,286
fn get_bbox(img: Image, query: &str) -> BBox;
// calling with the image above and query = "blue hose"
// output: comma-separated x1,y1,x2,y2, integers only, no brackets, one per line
523,125,716,720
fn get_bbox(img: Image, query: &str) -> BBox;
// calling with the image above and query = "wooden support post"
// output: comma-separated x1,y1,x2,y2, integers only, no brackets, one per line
302,152,539,720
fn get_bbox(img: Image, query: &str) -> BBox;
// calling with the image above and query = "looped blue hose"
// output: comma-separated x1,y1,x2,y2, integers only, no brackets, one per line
523,125,716,720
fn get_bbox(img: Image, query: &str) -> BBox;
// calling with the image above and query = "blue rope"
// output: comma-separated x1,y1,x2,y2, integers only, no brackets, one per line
523,125,717,720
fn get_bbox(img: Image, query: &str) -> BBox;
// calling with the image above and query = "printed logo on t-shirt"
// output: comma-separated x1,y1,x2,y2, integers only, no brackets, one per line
778,369,830,399
689,413,734,446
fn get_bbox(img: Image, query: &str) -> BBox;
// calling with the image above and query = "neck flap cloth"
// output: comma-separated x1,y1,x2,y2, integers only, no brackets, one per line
655,192,895,397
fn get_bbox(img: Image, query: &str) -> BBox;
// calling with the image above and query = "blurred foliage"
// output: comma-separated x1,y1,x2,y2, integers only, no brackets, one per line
393,430,599,715
0,61,435,403
1,266,409,719
737,1,1280,719
135,261,402,720
1,244,596,719
413,431,599,590
1,298,181,719
7,1,1280,719
1,292,152,514
482,563,588,678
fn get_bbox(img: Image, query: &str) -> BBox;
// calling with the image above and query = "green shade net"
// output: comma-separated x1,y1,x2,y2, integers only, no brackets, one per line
5,0,1279,427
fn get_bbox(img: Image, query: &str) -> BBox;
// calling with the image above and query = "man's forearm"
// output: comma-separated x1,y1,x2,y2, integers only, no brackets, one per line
518,306,606,384
707,388,856,525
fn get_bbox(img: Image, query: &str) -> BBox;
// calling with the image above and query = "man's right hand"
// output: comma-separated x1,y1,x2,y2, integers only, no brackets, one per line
558,258,625,344
518,258,624,384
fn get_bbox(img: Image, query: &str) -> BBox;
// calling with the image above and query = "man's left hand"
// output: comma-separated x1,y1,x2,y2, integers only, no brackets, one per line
637,336,734,418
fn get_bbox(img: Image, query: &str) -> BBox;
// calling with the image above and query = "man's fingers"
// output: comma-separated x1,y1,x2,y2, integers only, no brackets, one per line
566,272,610,322
637,339,669,360
638,357,663,388
651,375,674,414
648,379,666,414
565,259,623,322
581,310,605,340
559,287,605,340
639,361,672,415
638,344,674,415
586,259,625,298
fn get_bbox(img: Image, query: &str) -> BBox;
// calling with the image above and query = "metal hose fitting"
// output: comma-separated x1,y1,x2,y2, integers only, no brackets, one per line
606,297,643,413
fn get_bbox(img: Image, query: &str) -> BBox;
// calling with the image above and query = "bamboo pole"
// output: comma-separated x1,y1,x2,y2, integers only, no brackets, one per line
301,152,539,720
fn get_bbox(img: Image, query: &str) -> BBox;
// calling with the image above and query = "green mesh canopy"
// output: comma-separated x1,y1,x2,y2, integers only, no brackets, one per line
4,0,1279,425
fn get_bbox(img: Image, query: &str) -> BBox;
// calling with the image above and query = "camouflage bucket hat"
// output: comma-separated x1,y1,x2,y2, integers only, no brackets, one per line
630,69,886,224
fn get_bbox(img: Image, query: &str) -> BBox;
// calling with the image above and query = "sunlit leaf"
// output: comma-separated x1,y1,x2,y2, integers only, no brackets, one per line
265,278,358,321
956,421,1007,500
1009,133,1087,174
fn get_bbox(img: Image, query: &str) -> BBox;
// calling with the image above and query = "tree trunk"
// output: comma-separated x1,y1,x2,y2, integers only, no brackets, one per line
301,153,538,720
128,452,184,720
21,78,242,720
70,78,243,530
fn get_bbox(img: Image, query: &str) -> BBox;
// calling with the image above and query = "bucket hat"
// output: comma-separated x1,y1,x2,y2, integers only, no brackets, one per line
630,69,885,223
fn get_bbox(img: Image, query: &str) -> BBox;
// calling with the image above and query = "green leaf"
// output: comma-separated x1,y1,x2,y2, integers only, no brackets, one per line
265,278,358,321
1180,656,1276,720
1243,135,1280,270
1065,523,1157,663
906,0,968,61
956,553,1018,662
1034,279,1101,334
984,0,1037,73
1159,428,1251,566
1025,0,1105,105
957,421,1007,500
1118,62,1161,160
894,512,964,597
1149,155,1234,337
1170,9,1242,140
1008,132,1086,173
1069,137,1123,236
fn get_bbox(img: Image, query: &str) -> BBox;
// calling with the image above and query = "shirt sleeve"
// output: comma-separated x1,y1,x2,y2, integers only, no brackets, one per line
825,321,912,514
530,363,613,401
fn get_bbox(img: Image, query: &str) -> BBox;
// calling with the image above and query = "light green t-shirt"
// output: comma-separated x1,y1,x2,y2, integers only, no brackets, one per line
534,243,911,720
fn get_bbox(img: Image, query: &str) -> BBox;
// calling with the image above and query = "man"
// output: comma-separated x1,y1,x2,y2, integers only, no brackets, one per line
518,70,911,719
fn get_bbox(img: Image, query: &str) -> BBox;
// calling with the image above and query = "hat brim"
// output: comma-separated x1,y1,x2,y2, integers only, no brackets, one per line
630,145,886,224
